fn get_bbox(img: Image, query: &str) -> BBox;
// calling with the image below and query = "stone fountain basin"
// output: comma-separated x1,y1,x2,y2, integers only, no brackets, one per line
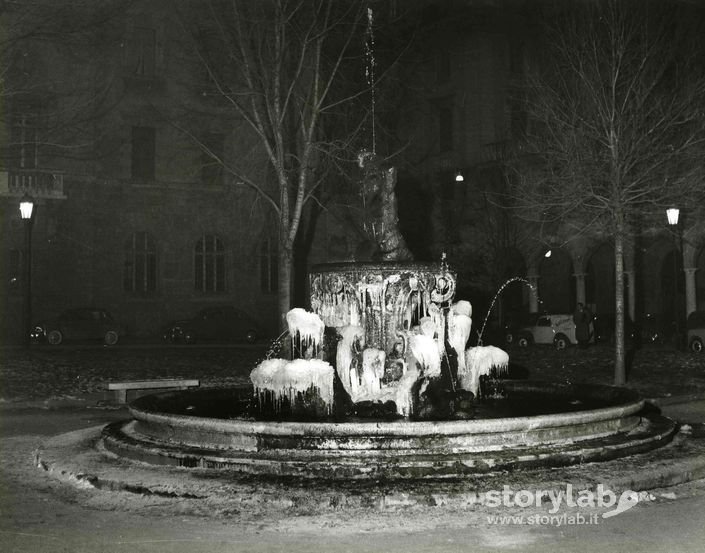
101,381,676,479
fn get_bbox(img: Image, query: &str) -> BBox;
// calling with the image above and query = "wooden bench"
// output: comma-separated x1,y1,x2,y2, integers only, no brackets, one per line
107,379,200,404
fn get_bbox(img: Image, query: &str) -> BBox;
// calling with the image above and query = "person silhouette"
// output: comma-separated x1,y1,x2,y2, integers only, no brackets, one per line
573,302,593,349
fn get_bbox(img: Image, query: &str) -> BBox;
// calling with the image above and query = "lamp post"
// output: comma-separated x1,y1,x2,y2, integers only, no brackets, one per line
666,207,683,349
19,195,34,348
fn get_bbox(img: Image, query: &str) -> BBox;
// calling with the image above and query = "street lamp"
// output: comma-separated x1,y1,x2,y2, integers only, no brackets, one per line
666,207,683,349
666,207,679,226
19,195,34,348
454,170,464,182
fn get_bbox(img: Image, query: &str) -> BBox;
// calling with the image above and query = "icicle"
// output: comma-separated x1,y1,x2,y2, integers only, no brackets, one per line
286,308,325,358
254,358,336,411
250,358,290,413
460,346,509,396
394,364,420,417
336,325,365,396
449,301,473,371
346,347,385,403
409,334,441,378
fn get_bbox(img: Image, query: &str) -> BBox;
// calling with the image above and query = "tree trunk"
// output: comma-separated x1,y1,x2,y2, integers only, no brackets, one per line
277,245,293,333
614,226,626,386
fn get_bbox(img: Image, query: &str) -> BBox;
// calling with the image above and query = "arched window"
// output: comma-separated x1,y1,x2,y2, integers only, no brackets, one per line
195,234,225,292
123,232,157,293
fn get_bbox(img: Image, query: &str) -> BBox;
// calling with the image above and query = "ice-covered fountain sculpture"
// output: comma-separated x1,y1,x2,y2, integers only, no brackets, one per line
249,155,507,421
251,260,508,420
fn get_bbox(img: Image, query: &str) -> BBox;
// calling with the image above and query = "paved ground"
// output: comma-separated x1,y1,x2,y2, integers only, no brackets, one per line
1,341,705,552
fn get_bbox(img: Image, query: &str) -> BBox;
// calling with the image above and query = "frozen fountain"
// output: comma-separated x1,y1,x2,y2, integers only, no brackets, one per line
249,259,507,422
101,157,677,479
246,151,509,422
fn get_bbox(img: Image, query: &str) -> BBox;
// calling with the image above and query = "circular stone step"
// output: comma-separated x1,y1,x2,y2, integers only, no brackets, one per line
100,381,677,479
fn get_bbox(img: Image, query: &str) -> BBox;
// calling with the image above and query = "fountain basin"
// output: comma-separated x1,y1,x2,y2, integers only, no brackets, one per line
101,381,676,479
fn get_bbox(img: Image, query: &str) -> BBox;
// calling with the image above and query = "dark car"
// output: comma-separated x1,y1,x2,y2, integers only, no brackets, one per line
687,310,705,353
32,307,123,346
162,305,262,344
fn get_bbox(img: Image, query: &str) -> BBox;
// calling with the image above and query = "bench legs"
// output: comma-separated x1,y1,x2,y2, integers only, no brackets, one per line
112,386,193,404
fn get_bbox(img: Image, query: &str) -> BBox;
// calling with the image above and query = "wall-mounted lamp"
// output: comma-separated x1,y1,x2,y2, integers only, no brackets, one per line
454,171,464,182
544,249,552,258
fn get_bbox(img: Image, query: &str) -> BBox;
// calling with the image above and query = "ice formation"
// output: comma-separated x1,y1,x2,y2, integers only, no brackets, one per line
250,358,288,391
309,267,445,354
448,301,473,372
286,308,325,358
393,364,421,417
254,265,511,419
335,325,365,397
250,357,335,412
461,345,509,397
348,347,386,403
452,300,472,318
409,334,441,378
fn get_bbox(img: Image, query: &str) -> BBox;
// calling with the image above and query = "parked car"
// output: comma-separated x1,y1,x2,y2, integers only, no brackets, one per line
162,306,262,344
513,313,592,350
687,310,705,353
31,307,123,346
502,312,538,346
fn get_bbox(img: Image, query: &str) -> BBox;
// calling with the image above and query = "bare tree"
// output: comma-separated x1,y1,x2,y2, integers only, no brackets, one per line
508,0,705,385
1,1,129,173
175,0,371,327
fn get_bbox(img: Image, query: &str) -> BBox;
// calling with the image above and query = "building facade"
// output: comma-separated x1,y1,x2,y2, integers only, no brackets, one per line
1,1,281,341
394,0,705,331
2,0,705,345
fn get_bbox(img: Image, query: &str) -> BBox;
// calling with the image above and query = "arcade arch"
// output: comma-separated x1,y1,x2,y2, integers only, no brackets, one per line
538,248,574,314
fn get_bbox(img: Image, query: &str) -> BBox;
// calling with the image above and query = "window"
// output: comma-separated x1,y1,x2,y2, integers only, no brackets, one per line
260,237,278,294
127,27,156,78
131,126,155,181
439,106,454,152
124,232,157,293
195,234,226,292
201,133,225,185
9,113,41,169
